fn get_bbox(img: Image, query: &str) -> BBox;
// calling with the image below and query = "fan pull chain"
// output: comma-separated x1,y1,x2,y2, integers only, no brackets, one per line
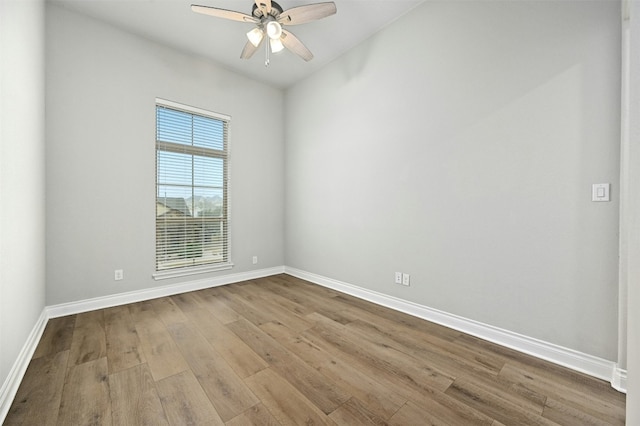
265,39,270,67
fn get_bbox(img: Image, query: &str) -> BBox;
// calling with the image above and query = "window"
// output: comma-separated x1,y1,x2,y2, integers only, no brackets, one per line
154,99,231,278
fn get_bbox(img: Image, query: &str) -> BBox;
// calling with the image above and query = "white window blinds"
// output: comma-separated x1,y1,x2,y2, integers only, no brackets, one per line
155,100,231,275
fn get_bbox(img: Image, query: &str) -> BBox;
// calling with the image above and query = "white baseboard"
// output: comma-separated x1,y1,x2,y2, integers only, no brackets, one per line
0,309,48,422
47,266,285,318
612,365,628,393
285,267,626,393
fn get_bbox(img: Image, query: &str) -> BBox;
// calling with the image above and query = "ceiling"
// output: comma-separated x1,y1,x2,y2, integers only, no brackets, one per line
50,0,425,88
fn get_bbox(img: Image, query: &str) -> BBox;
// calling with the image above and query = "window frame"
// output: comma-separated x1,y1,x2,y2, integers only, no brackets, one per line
153,98,233,280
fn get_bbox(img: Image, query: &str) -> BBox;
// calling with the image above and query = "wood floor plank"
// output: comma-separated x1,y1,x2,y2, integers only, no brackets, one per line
268,274,341,299
192,287,241,324
346,310,505,379
445,377,557,425
5,350,69,426
183,307,268,378
328,397,390,426
155,370,223,426
388,401,450,426
56,357,112,426
167,321,260,422
149,296,188,326
244,368,337,426
327,284,444,323
69,310,107,366
301,323,497,425
498,363,625,425
259,318,421,422
259,320,331,369
314,308,362,326
169,291,207,315
456,330,617,399
109,363,169,426
217,287,277,327
333,293,462,342
128,301,158,323
248,279,316,317
134,316,190,381
224,403,281,426
228,318,351,414
308,312,455,392
226,283,315,333
104,305,146,374
542,397,617,426
258,276,334,312
316,356,407,420
390,397,496,426
33,315,76,359
432,363,547,416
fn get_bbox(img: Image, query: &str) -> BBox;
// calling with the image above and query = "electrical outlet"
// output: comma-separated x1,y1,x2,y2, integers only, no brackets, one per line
114,269,124,281
395,272,403,284
252,256,258,265
402,273,410,286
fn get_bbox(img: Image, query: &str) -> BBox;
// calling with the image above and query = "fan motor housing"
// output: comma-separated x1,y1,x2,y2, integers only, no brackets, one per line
252,1,283,18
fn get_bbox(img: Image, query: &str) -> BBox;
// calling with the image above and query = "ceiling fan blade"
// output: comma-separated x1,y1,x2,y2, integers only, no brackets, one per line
278,2,336,25
241,39,262,59
281,29,313,61
255,0,272,16
191,5,258,23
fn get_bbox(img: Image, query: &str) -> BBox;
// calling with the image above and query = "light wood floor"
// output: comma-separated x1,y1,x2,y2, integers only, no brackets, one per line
5,274,625,425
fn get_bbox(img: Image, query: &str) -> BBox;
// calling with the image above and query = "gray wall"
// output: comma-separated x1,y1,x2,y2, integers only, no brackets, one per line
285,1,621,360
45,5,284,305
0,0,630,416
625,0,640,421
0,0,46,398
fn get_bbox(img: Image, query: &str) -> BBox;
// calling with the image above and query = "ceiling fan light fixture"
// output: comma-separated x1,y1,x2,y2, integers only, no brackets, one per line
266,20,282,40
192,1,337,63
246,27,264,47
270,37,284,53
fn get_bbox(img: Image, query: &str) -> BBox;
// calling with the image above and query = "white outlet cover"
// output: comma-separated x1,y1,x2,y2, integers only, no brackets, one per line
402,273,410,286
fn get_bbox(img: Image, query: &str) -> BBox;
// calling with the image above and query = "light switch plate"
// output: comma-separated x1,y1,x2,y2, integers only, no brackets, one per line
592,183,610,202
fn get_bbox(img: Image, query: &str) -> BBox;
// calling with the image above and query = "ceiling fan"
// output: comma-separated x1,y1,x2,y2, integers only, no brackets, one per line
191,1,337,65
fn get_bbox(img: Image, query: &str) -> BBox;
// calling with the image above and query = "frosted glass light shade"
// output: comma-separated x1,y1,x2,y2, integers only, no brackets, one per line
246,27,264,47
266,21,282,40
270,38,284,53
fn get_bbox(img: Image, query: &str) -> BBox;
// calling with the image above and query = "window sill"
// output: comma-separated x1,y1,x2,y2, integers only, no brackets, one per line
152,262,234,281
